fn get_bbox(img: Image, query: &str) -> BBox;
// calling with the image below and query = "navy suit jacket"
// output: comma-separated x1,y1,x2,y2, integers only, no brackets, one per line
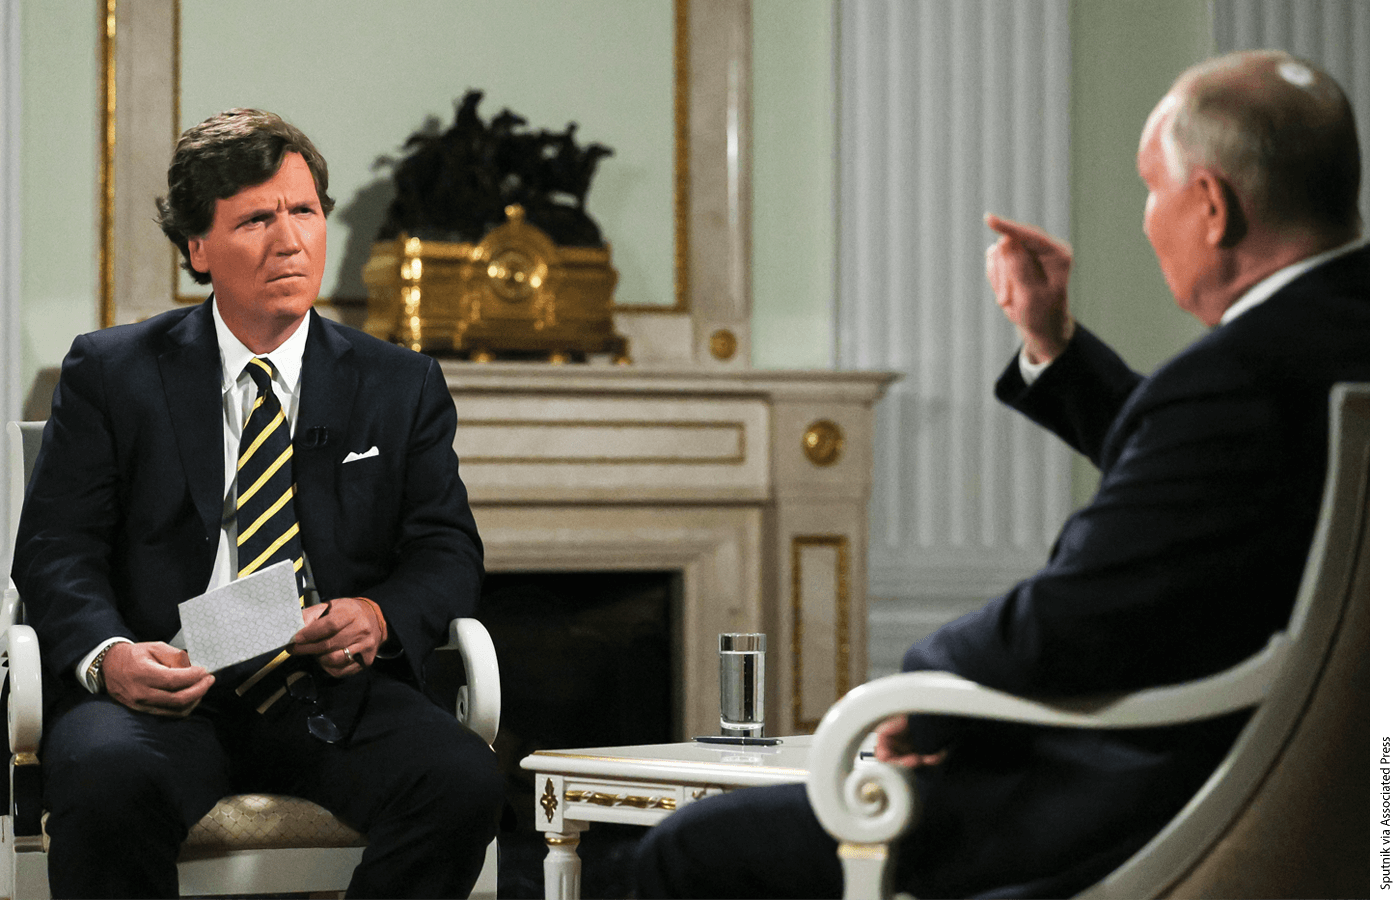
12,299,484,700
895,248,1368,897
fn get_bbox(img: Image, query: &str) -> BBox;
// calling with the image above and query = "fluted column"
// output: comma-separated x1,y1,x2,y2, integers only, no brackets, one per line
838,0,1073,603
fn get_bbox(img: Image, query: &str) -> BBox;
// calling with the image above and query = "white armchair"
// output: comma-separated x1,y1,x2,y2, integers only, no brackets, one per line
807,383,1369,899
2,420,501,899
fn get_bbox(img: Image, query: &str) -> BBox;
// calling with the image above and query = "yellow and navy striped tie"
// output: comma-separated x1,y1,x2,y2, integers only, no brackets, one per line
233,357,306,706
236,357,305,593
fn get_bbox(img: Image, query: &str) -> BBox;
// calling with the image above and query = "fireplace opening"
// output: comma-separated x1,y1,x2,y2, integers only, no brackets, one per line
476,569,682,898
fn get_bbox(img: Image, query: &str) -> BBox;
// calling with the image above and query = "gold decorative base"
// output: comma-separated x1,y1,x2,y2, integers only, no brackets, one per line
362,205,629,362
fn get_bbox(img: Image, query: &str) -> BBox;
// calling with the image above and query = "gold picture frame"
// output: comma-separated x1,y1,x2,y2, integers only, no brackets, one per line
98,0,752,356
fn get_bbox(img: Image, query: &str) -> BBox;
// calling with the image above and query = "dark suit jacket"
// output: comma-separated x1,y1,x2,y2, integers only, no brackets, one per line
896,248,1368,897
11,299,484,700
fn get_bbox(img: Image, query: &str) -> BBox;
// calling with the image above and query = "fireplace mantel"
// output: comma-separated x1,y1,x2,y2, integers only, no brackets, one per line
442,363,896,738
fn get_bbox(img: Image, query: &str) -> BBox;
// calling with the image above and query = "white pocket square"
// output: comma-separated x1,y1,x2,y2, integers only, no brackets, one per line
342,446,380,464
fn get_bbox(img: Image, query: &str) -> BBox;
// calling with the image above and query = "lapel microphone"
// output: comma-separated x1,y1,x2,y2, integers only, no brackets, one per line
302,426,329,449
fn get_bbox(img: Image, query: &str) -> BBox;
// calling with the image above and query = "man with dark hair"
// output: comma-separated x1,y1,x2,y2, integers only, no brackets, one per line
157,107,338,284
634,50,1367,900
12,109,503,898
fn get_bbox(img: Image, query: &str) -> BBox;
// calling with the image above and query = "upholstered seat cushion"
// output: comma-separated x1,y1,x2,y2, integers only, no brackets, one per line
40,795,367,853
182,795,367,851
40,794,366,853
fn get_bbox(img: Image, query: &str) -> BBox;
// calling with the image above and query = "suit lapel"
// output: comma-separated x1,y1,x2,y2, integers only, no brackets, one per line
295,312,359,533
157,298,225,552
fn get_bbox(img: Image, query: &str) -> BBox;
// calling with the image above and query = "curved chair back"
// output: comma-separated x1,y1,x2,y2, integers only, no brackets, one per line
1083,382,1369,898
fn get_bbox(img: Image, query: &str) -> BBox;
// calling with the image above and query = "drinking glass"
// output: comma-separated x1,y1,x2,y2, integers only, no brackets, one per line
719,633,765,737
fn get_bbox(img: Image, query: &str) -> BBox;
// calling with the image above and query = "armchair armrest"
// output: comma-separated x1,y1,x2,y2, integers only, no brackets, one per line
443,618,500,746
4,618,41,760
5,612,45,844
805,634,1289,898
812,638,1282,851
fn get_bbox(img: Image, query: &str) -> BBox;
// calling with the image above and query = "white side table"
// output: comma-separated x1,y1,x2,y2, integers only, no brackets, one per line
520,737,811,900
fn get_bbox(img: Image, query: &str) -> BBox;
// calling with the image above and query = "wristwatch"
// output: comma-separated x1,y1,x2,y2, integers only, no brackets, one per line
86,644,113,693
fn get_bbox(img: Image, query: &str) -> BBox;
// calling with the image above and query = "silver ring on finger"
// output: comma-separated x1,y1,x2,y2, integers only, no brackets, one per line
343,647,355,665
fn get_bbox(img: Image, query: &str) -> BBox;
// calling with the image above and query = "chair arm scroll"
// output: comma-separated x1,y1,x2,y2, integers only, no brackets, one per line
444,618,500,746
808,640,1288,850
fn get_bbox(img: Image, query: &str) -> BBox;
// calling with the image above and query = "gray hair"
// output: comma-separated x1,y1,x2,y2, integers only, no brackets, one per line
1160,50,1361,237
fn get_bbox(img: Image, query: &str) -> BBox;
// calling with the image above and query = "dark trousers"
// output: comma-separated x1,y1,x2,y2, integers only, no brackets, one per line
634,783,844,899
41,667,503,899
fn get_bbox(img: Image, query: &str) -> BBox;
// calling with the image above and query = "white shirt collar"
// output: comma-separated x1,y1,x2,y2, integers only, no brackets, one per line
1219,236,1368,326
211,296,310,394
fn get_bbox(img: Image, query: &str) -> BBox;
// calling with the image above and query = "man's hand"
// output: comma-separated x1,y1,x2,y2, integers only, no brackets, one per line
290,597,387,678
873,715,947,768
984,213,1076,365
102,641,214,717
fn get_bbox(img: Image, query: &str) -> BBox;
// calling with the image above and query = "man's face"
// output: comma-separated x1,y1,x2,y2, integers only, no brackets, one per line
188,152,326,339
1137,99,1222,325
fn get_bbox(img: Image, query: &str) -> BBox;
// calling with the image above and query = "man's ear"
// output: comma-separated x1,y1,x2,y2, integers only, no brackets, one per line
1198,171,1247,248
187,236,209,274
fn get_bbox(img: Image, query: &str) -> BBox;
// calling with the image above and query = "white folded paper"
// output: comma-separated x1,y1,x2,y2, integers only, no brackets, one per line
177,561,305,672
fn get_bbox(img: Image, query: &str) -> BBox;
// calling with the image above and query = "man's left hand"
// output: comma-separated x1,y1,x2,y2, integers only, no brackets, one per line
290,597,387,677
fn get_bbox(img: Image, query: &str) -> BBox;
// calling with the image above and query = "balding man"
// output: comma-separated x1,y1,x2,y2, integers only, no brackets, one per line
633,50,1367,899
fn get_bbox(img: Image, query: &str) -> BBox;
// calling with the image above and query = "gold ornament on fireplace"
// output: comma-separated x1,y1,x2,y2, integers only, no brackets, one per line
709,328,738,360
363,89,629,362
363,205,629,362
802,419,845,467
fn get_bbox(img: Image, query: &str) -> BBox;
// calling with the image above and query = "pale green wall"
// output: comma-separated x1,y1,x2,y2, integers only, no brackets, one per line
16,0,1215,425
751,0,835,369
1068,0,1214,505
180,0,674,308
18,0,98,414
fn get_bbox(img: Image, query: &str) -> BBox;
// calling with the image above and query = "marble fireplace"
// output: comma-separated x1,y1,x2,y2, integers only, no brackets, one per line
443,363,894,738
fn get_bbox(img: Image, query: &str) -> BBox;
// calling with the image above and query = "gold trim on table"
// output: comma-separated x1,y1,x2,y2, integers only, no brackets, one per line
544,833,580,847
563,789,677,812
540,777,559,823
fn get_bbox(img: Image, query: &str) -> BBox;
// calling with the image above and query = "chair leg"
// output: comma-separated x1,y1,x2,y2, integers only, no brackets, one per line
838,841,895,900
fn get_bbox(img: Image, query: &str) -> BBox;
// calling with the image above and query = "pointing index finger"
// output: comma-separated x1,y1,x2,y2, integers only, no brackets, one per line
984,213,1064,255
